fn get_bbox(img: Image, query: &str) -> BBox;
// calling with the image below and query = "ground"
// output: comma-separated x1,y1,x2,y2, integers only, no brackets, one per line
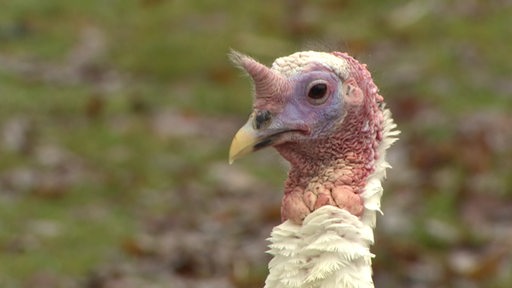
0,1,511,287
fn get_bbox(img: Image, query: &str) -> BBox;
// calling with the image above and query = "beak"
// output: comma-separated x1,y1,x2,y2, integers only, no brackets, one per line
229,118,258,164
229,113,294,164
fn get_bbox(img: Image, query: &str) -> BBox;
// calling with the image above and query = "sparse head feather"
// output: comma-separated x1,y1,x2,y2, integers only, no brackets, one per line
271,51,350,80
271,51,383,105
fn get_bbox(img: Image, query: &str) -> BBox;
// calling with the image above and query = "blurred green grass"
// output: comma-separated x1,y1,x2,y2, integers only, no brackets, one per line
0,0,511,287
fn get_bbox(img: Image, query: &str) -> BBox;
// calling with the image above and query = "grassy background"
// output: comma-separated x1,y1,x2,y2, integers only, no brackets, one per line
0,0,511,287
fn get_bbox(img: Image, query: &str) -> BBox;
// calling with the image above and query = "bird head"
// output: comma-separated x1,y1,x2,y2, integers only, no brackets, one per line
229,50,383,165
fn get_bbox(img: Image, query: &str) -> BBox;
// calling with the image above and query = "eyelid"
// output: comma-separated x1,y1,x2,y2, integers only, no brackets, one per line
307,79,328,88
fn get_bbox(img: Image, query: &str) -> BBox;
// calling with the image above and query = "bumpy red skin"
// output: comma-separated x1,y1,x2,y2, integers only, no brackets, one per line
276,52,384,224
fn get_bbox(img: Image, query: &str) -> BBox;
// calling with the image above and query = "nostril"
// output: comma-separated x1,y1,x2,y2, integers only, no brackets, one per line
254,110,272,129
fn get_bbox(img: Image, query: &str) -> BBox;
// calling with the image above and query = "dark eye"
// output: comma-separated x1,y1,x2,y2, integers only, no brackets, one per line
307,81,329,104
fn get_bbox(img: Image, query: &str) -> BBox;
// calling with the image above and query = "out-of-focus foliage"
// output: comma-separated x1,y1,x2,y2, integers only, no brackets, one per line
0,0,511,287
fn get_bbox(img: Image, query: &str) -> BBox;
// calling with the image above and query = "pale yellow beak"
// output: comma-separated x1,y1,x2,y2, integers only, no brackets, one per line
229,119,258,164
229,112,298,164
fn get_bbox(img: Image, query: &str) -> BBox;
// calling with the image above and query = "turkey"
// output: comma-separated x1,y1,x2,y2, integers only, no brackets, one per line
229,50,399,288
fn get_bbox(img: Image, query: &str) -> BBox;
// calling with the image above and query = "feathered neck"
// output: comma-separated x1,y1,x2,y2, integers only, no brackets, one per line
265,107,399,288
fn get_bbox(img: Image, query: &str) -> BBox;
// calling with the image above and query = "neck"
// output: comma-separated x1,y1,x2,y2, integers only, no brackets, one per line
265,107,399,288
276,103,383,223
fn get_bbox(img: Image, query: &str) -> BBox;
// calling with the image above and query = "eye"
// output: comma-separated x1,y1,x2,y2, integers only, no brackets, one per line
307,81,329,105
